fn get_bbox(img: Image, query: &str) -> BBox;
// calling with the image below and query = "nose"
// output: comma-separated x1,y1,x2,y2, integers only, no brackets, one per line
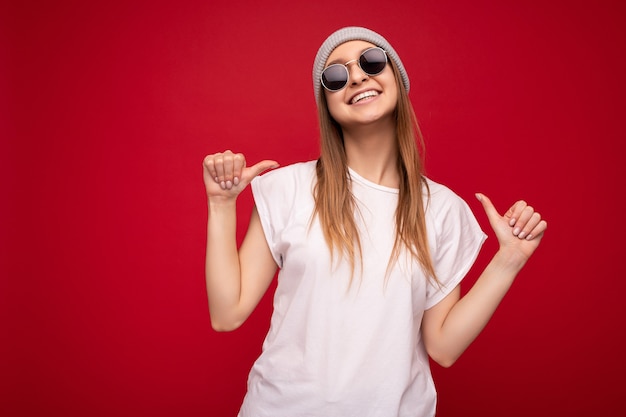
346,60,368,86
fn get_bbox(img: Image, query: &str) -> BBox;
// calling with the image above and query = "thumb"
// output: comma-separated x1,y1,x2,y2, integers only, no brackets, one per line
475,193,501,222
246,160,280,180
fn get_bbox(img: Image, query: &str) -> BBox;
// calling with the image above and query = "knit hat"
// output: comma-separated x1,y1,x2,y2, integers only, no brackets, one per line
312,26,410,105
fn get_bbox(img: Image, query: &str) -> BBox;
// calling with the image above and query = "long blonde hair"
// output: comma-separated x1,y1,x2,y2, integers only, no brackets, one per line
313,59,438,284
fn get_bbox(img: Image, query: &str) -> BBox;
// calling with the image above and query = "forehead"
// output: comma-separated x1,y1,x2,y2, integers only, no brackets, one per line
325,40,377,66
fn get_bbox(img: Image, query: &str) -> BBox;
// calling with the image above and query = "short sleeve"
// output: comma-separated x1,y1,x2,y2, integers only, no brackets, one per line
424,183,487,309
250,161,317,269
251,170,286,268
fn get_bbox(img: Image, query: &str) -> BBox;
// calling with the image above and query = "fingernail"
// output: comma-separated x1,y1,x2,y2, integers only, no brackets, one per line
226,180,232,189
513,227,521,236
525,234,533,241
220,181,226,189
518,231,526,239
233,177,240,186
509,218,516,226
214,176,219,182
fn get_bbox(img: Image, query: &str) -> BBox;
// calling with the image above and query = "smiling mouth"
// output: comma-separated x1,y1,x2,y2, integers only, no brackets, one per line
350,90,379,104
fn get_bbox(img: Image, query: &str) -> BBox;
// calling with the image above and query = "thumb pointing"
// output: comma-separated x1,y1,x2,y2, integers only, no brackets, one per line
248,160,279,179
475,193,500,221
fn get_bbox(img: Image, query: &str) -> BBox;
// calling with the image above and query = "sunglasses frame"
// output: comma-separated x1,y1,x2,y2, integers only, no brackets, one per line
321,47,388,92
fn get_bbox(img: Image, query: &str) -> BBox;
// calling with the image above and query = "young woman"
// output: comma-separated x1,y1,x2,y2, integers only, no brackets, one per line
203,27,547,417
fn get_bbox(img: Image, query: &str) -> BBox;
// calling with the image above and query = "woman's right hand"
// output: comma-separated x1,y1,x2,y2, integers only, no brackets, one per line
202,150,279,200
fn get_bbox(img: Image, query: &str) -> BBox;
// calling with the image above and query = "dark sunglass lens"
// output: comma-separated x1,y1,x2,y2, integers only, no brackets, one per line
360,48,387,75
321,65,348,91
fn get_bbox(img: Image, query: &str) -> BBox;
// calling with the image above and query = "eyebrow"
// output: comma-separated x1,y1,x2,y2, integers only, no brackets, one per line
326,47,372,67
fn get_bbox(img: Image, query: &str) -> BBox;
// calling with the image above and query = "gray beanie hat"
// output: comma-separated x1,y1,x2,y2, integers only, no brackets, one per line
312,26,410,105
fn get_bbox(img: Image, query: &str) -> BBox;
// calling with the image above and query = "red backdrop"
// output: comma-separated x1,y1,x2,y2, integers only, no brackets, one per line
3,0,625,416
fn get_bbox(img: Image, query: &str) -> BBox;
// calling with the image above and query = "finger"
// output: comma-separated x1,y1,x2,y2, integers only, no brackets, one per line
222,152,235,189
232,153,246,186
506,200,528,227
517,211,540,239
525,219,548,241
203,155,218,182
512,205,535,237
475,193,501,223
213,153,226,188
216,150,240,189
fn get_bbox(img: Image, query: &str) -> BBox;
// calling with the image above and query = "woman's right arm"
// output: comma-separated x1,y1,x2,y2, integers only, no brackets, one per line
203,151,279,331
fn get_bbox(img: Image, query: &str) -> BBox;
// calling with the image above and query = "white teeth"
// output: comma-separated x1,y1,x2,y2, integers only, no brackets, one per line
351,90,379,104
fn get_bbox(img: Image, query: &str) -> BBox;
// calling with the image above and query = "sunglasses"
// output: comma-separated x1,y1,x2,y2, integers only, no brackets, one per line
321,47,388,92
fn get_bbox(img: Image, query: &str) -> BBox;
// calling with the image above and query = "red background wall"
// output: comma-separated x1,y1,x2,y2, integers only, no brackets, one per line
2,0,625,416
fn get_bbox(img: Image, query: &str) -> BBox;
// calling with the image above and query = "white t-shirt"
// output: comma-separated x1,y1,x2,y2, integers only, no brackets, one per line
239,161,486,417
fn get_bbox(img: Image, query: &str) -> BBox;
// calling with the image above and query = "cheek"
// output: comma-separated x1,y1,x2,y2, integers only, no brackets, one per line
388,87,399,107
382,71,398,94
383,79,399,108
325,93,344,119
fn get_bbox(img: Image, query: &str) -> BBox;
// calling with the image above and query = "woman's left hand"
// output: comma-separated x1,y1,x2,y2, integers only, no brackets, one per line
476,193,548,264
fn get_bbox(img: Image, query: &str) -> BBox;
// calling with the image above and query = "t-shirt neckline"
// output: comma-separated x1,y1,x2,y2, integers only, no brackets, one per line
347,166,400,194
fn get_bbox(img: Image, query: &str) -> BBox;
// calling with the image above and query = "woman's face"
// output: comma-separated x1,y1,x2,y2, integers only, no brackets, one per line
323,40,398,130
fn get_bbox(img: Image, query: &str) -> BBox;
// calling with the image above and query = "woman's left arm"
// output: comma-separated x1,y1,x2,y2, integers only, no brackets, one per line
421,193,547,367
